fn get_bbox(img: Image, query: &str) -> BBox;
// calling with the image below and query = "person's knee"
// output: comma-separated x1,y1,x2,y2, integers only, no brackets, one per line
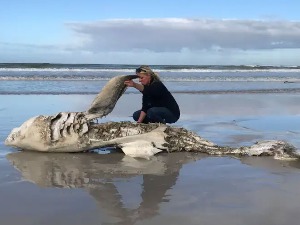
147,108,163,123
146,108,156,119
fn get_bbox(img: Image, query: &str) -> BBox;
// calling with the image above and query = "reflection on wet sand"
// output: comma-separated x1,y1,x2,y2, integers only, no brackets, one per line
7,151,207,224
240,156,300,173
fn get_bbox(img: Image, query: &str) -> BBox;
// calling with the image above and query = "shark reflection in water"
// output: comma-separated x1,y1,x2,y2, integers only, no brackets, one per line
7,151,207,224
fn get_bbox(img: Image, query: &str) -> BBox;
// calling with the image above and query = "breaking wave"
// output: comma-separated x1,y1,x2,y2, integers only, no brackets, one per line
1,63,300,94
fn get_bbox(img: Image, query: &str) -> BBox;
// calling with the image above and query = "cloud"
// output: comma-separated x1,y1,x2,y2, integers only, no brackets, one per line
0,41,65,52
66,18,300,52
2,18,300,65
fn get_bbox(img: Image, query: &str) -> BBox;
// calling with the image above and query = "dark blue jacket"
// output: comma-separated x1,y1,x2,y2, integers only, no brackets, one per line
141,81,180,120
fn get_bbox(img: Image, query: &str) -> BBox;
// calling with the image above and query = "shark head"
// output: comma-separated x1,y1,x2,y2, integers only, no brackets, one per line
5,112,96,152
5,116,49,150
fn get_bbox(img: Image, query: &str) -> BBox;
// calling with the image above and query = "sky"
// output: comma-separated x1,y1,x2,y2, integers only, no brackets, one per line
1,0,300,65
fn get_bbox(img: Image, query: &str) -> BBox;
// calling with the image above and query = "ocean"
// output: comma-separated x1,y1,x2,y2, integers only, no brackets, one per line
1,63,300,95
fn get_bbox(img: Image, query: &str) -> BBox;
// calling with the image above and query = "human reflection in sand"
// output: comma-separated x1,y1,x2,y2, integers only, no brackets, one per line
7,151,206,224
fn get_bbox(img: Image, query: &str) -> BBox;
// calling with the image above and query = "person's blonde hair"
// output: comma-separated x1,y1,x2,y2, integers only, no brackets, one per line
151,71,160,81
136,65,160,81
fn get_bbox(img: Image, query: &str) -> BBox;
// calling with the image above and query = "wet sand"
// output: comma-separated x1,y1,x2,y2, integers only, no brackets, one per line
1,93,300,225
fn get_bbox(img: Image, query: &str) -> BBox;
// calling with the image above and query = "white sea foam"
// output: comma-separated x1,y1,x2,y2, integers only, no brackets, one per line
1,75,300,83
1,67,300,73
0,68,134,72
1,63,300,94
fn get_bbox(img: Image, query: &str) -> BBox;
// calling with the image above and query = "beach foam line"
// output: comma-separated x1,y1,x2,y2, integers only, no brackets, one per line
2,75,300,82
2,88,300,95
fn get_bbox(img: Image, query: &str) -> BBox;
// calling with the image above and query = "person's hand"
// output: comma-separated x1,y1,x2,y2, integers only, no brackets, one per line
124,80,135,87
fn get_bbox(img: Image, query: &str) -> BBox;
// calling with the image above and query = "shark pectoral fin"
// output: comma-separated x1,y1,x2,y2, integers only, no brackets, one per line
120,140,163,159
117,124,168,158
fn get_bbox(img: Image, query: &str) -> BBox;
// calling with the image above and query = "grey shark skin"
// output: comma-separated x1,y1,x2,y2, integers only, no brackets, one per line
4,75,300,159
86,74,138,120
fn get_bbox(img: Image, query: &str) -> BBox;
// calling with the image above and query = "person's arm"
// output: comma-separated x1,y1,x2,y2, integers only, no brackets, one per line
137,111,147,123
124,80,144,92
124,80,147,123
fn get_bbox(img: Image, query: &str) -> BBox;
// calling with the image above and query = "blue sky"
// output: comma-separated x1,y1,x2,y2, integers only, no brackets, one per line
1,0,300,65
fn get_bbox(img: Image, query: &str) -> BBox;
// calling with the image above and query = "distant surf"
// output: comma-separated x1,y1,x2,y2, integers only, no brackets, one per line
1,63,300,95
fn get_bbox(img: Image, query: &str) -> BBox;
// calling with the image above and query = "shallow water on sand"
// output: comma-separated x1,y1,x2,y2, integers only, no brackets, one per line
1,93,300,225
2,151,300,225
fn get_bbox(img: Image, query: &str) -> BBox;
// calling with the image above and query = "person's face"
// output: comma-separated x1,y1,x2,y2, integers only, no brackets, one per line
137,73,151,85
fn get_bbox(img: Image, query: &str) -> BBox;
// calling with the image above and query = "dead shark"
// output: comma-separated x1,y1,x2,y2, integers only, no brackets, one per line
4,115,298,159
4,75,300,159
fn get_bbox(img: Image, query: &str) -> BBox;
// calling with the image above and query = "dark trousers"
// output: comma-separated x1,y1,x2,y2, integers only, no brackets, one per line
133,107,178,124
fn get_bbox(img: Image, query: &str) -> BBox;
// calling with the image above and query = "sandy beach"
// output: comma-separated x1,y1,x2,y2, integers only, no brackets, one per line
1,93,300,225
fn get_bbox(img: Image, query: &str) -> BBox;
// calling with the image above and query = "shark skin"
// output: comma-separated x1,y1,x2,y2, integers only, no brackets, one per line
4,117,299,159
4,75,300,159
85,74,138,120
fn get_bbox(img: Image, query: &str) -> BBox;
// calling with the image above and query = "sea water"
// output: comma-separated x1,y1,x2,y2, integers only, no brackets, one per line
1,63,300,94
